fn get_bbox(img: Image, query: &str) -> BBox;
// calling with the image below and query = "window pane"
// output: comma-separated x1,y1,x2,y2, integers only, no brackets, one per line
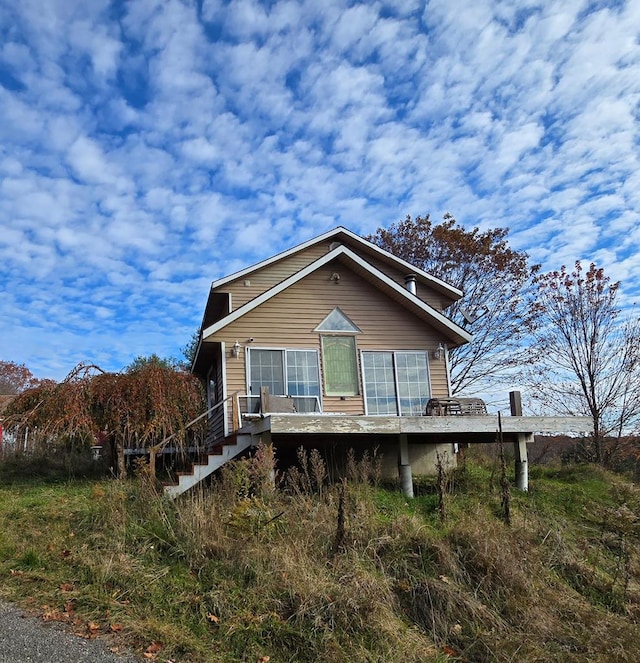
395,352,430,415
250,350,284,396
315,307,361,332
287,350,320,412
362,351,397,415
322,336,359,396
362,351,430,416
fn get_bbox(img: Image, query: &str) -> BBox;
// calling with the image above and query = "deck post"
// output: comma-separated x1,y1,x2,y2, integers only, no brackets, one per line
514,433,531,491
398,434,414,498
509,391,523,416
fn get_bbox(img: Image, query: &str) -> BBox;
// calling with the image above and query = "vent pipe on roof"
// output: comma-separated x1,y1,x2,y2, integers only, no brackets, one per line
404,274,417,295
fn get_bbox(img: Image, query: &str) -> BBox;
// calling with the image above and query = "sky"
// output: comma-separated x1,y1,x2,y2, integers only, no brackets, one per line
1,0,639,382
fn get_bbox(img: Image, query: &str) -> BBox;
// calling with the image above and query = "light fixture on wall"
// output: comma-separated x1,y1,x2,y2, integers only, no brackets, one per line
433,343,445,361
232,340,241,358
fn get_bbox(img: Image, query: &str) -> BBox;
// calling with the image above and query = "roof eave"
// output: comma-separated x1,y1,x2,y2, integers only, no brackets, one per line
209,226,463,301
203,245,472,346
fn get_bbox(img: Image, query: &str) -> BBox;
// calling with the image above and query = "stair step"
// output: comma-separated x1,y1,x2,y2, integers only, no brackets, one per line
164,435,254,498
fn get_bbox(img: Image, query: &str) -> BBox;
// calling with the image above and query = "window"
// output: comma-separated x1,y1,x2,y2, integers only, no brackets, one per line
315,307,361,333
249,349,284,397
322,335,359,396
249,348,320,412
286,350,321,411
362,351,430,415
361,351,396,414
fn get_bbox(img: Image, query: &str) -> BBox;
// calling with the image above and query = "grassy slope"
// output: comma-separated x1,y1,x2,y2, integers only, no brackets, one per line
0,452,639,663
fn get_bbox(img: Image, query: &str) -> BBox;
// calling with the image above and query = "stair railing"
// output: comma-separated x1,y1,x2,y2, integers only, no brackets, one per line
149,391,240,480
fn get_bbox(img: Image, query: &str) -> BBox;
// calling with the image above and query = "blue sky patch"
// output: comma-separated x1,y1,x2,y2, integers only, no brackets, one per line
0,0,638,381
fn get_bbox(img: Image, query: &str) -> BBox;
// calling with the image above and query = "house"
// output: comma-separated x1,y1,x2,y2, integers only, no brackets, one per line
168,227,591,497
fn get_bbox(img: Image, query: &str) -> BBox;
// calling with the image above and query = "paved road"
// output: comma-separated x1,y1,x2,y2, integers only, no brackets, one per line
0,601,138,663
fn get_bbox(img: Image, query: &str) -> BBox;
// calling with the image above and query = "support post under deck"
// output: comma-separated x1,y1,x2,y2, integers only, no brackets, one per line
514,433,532,491
398,434,414,498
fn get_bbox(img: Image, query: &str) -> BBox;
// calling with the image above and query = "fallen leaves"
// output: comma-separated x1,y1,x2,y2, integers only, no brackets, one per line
42,609,67,623
87,621,101,636
143,641,163,659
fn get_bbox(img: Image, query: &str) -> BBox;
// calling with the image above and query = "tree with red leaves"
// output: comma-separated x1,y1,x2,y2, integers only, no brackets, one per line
368,214,539,395
0,361,42,395
3,361,206,476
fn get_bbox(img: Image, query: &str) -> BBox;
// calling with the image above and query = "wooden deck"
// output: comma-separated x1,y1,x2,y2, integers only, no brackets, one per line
241,413,593,438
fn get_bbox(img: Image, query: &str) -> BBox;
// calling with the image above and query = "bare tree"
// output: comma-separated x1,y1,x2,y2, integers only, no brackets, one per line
368,214,539,395
528,261,640,463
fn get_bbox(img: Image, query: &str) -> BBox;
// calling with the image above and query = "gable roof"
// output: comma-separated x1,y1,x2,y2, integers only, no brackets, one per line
202,244,472,347
210,226,464,300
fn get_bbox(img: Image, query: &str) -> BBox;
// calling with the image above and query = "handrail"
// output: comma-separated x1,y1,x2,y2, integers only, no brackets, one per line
148,391,240,479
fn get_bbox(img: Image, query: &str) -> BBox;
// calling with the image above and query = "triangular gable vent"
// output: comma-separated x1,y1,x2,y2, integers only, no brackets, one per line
314,307,361,333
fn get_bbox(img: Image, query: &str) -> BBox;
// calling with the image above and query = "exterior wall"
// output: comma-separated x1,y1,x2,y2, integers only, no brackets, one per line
203,260,451,432
216,238,451,313
219,243,329,310
207,347,226,442
271,435,457,480
360,253,450,311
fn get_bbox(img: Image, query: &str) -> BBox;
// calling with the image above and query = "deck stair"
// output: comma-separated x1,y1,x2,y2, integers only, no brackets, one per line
163,434,253,498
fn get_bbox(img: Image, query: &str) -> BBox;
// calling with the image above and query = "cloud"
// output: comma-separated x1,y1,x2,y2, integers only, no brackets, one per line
0,0,638,380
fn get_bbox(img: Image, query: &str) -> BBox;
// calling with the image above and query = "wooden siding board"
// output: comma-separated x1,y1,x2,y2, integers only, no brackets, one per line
360,252,446,310
218,244,329,309
216,240,452,313
207,355,226,442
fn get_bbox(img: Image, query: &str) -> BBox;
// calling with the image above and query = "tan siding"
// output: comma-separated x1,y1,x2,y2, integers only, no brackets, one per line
217,237,451,313
218,243,330,309
207,261,452,429
354,250,448,311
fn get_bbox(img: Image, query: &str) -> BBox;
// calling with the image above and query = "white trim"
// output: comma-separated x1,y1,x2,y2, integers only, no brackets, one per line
202,245,472,346
444,343,453,396
220,341,228,437
210,226,463,299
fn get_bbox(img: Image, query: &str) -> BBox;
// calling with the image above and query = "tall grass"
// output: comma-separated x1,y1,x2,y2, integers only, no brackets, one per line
1,447,640,662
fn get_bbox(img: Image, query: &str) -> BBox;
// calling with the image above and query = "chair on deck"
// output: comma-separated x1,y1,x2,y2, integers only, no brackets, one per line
425,397,487,416
259,386,296,414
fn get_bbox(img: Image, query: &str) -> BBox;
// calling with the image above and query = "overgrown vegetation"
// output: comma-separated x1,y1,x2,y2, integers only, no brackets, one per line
3,362,206,477
1,448,639,662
